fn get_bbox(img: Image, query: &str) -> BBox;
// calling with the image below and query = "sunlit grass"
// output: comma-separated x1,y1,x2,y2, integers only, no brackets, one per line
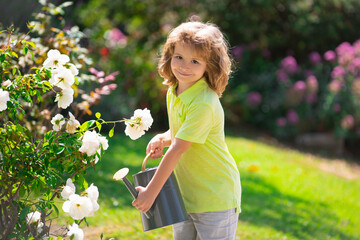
74,131,360,240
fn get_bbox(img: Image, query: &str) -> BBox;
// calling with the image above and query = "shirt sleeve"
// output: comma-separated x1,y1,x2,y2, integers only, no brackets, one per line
175,102,213,144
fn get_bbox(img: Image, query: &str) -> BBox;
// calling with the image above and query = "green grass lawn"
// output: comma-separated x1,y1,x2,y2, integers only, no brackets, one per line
73,131,360,240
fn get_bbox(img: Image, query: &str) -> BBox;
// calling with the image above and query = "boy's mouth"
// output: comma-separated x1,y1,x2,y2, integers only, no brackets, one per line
178,71,192,77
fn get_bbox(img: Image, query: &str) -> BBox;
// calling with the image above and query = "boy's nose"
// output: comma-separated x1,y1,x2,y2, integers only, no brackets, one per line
180,61,189,70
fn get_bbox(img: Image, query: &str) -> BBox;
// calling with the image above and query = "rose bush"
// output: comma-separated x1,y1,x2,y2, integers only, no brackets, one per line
0,1,153,239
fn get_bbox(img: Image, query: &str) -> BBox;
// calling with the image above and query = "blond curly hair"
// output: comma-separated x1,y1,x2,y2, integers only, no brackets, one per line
158,21,231,97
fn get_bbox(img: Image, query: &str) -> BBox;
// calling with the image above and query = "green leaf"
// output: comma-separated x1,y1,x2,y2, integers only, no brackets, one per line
11,51,18,58
30,50,35,61
19,206,30,220
35,74,42,82
96,121,102,132
23,46,28,55
109,127,114,138
43,81,52,88
0,53,5,62
55,144,65,154
95,112,101,119
53,203,59,216
24,40,36,49
80,120,96,131
45,69,52,78
12,67,17,76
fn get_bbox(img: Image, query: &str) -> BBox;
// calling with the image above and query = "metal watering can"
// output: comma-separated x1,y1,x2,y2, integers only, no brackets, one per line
113,152,188,231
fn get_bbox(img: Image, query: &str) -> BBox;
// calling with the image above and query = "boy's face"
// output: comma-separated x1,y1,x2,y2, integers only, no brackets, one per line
171,43,207,89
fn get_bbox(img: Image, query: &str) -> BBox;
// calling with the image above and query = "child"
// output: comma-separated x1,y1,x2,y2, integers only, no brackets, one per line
132,20,241,240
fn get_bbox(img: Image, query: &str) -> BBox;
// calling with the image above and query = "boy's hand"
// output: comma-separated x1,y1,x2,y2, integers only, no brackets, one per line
146,135,166,158
132,186,156,213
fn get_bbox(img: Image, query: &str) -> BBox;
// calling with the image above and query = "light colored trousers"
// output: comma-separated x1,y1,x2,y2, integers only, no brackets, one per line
173,208,239,240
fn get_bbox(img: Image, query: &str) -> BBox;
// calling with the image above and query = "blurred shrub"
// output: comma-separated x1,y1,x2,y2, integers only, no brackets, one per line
225,39,360,147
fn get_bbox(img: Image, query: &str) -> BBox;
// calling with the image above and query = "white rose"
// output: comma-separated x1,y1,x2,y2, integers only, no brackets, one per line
67,63,79,76
62,194,93,220
49,66,75,89
66,112,80,134
124,124,145,140
55,87,74,109
1,80,12,88
98,135,109,150
86,183,100,216
26,211,41,224
50,114,65,131
0,89,10,111
61,178,76,200
133,108,153,131
43,49,70,68
26,211,43,232
124,108,153,140
67,223,84,240
86,183,99,202
79,131,109,157
79,130,101,156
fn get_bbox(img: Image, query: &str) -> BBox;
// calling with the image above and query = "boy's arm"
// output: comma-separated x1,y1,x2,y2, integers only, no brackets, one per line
133,137,191,213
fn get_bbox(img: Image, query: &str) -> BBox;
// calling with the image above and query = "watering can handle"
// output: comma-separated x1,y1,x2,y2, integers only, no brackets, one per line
141,151,153,171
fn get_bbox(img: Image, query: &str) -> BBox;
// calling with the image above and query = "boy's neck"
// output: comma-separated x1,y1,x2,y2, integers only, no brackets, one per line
176,79,201,96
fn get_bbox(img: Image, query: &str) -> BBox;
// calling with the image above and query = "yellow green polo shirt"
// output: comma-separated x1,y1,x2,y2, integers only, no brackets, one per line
166,78,241,213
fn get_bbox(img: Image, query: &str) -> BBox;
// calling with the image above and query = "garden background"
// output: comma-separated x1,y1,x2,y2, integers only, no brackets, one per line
1,0,360,239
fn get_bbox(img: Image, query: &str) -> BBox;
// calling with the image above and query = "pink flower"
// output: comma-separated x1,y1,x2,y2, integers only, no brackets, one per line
109,28,126,41
89,67,98,75
108,28,127,46
336,42,354,55
104,71,120,82
353,39,360,55
328,79,342,93
309,51,322,65
324,50,336,62
276,117,287,127
280,56,299,75
246,91,262,108
336,42,356,66
341,115,354,130
293,81,306,92
331,66,345,79
95,84,117,95
306,75,318,93
348,57,360,74
286,109,299,125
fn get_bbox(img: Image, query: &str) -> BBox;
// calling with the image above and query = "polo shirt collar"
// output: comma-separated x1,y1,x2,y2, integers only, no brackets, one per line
170,78,208,105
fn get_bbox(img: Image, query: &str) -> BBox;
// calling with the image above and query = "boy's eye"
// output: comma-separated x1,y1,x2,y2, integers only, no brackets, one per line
191,60,199,64
174,56,182,60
